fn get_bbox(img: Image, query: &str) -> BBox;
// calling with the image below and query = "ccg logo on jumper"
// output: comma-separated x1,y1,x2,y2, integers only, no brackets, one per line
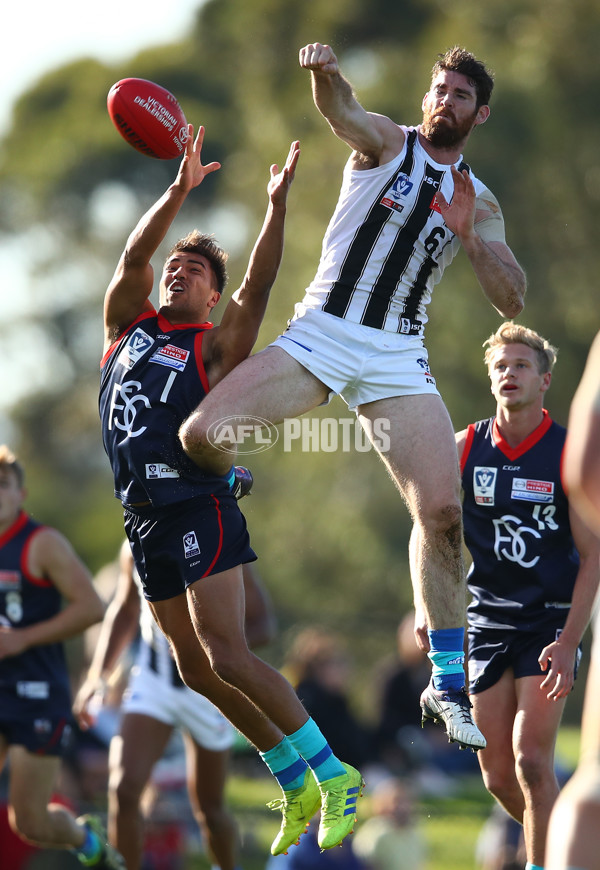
473,466,497,505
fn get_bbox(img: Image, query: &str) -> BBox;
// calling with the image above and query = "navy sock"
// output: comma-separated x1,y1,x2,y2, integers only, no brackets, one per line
428,627,465,691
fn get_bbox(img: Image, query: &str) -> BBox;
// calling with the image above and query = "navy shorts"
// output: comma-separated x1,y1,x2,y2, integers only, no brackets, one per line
0,686,74,756
468,624,582,694
124,494,257,602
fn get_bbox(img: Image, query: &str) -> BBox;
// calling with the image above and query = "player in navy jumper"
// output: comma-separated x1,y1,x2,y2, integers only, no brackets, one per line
0,445,123,868
456,323,600,870
100,126,363,855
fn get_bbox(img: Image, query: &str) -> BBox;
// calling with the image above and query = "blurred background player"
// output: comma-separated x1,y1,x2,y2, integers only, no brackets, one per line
75,540,276,870
546,329,600,870
0,445,122,868
456,323,600,870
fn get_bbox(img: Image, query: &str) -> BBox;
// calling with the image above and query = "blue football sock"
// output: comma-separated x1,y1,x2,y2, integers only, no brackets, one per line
260,737,308,792
428,627,466,691
76,824,102,862
287,718,345,783
525,864,545,870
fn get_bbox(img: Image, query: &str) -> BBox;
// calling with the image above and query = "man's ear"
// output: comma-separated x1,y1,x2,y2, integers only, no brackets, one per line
474,104,490,127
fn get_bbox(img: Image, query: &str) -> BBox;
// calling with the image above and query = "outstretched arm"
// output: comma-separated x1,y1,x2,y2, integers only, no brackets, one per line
436,166,526,319
103,125,220,351
299,42,404,166
205,140,300,387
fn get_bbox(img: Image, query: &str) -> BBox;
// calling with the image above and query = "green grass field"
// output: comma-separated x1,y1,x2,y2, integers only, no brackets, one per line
182,726,581,870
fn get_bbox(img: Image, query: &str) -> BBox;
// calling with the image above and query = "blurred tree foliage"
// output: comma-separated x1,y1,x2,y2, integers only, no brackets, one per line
1,0,599,714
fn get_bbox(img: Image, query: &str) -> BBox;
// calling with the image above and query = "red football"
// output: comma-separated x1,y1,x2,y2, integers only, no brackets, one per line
107,78,189,160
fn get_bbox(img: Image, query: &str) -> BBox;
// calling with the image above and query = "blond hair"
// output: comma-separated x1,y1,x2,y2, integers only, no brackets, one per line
0,445,25,487
483,322,557,374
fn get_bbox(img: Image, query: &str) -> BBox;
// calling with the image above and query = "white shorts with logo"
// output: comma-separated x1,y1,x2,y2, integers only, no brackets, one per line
123,662,235,752
269,304,440,411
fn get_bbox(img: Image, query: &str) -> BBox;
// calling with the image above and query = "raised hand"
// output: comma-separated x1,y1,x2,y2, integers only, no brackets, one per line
299,42,339,75
175,124,221,192
435,165,477,241
267,140,300,205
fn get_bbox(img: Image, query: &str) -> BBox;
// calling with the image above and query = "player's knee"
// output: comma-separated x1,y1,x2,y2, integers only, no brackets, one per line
111,767,146,809
515,750,547,791
179,411,210,458
420,500,463,545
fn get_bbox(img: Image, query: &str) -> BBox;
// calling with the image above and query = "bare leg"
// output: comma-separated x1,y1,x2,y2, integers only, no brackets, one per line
179,346,329,475
474,672,566,866
108,713,173,870
358,393,465,628
7,746,86,849
183,733,239,870
546,639,600,870
150,570,310,751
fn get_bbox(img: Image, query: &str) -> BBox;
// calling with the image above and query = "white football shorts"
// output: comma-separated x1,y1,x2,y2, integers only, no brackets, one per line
269,304,440,411
123,662,235,752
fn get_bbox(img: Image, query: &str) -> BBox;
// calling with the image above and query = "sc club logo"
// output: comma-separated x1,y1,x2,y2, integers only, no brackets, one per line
108,381,151,437
492,515,541,568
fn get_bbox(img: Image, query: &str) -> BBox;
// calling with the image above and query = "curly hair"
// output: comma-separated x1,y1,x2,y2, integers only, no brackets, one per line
432,46,494,108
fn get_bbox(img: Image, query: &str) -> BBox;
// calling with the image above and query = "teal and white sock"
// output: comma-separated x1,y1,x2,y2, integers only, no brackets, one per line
525,863,545,870
287,718,345,783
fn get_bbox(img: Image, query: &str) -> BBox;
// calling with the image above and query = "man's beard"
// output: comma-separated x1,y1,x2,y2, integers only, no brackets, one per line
421,107,478,148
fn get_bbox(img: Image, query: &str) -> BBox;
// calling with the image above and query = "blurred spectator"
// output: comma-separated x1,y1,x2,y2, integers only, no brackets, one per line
285,627,375,772
351,777,426,870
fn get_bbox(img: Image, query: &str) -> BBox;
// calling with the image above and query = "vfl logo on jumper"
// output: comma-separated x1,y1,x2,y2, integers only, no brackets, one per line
118,328,154,370
109,381,151,437
474,467,497,505
511,478,555,504
493,515,541,568
381,172,414,212
146,463,179,480
149,344,189,371
183,531,200,559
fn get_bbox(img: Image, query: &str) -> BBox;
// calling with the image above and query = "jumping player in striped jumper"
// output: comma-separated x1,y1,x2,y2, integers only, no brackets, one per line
180,43,527,753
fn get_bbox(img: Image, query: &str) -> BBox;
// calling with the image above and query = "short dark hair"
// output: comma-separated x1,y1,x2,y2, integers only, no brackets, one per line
168,231,229,295
432,47,494,108
0,445,25,487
